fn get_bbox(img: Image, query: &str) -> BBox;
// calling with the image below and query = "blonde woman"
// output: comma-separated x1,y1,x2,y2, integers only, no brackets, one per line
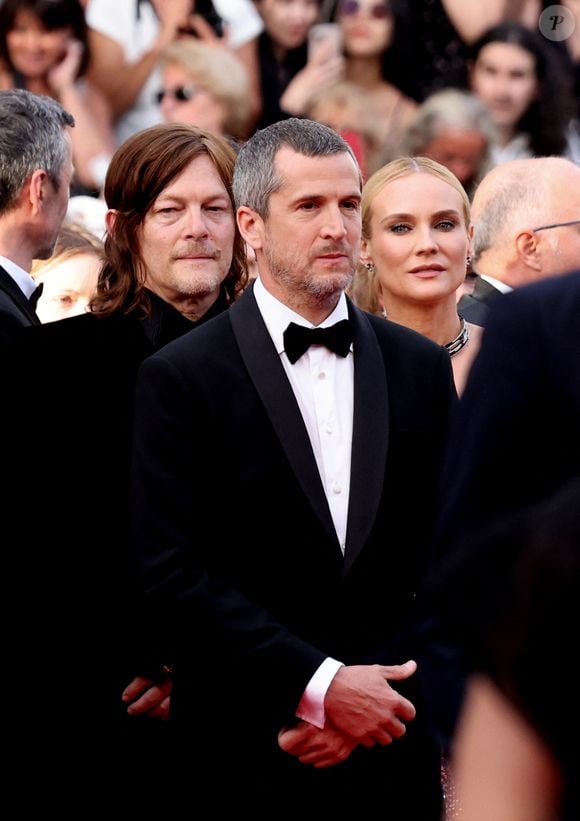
351,156,482,394
158,39,252,140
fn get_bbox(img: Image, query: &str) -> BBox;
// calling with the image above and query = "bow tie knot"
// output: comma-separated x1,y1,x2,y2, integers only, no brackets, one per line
283,319,353,364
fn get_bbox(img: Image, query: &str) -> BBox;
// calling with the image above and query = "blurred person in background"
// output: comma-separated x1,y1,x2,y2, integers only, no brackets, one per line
334,0,417,172
31,222,104,322
0,0,115,194
157,38,252,141
85,0,262,144
254,0,344,127
305,79,382,179
469,22,579,166
397,88,496,198
451,478,580,821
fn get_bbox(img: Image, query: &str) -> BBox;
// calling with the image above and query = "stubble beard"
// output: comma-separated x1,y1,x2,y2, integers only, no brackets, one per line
264,244,355,305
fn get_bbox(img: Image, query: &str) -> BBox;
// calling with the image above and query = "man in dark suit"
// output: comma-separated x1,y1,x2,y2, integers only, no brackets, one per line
131,118,456,812
0,89,74,342
423,267,580,753
459,156,580,326
2,123,248,812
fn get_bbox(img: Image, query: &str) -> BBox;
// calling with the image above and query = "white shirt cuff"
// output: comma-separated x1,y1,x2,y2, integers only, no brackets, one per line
295,657,343,729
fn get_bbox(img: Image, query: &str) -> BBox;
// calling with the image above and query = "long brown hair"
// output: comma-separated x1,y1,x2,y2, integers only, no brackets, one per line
90,123,247,317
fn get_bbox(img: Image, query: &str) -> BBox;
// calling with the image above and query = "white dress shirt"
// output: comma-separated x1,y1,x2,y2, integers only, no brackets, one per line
253,277,352,727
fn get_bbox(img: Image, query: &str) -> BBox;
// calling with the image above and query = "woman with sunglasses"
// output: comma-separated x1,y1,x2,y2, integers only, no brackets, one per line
334,0,417,173
157,38,253,141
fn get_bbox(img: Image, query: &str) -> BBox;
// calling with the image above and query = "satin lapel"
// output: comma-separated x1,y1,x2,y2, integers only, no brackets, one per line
229,287,340,550
0,266,40,324
343,304,389,575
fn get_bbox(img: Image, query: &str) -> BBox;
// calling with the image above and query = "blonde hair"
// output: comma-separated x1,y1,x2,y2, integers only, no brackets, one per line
160,40,252,139
362,156,470,240
32,221,104,278
351,156,471,314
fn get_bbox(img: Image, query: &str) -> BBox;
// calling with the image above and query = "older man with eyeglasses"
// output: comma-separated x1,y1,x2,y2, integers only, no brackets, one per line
458,155,580,326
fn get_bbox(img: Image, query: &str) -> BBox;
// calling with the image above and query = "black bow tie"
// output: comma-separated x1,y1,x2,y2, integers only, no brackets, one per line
283,319,353,364
28,282,44,310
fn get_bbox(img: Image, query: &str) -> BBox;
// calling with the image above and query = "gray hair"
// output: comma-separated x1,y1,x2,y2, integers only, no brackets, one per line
471,157,577,263
232,117,360,218
0,89,75,216
400,89,497,157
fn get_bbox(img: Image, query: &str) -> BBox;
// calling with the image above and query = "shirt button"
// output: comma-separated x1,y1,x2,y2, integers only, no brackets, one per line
325,424,333,434
332,483,342,494
318,371,326,380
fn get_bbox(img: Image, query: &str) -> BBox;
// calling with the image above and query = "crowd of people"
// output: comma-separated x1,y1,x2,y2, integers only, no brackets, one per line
1,1,579,818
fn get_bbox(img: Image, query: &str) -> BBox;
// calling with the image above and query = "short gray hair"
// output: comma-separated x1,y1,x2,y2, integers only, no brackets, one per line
471,157,577,263
0,89,75,215
233,117,360,218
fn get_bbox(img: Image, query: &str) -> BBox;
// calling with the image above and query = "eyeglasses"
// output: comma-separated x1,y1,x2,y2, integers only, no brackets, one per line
339,0,391,19
155,85,199,105
532,219,580,232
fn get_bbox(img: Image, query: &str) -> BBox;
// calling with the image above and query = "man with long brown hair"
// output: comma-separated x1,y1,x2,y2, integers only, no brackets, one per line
2,122,246,812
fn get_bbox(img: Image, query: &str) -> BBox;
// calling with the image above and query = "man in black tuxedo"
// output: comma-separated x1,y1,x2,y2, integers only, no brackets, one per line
0,89,74,342
131,118,456,812
459,156,580,326
2,123,247,812
423,267,580,754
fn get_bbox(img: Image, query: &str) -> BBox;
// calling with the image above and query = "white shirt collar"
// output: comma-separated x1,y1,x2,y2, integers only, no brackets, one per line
253,276,350,356
479,273,513,294
0,255,37,300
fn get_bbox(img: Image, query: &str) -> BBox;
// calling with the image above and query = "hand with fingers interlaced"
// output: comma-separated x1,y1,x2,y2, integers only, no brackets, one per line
278,660,418,767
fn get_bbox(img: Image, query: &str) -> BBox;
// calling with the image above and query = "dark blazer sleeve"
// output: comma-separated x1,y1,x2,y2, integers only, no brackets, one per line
0,267,40,344
131,350,327,720
421,271,580,746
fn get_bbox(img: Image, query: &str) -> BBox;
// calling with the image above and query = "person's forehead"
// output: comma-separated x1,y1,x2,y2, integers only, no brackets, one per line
273,146,361,189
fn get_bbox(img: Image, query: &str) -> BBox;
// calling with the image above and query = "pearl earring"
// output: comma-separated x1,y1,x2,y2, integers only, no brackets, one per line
364,261,375,273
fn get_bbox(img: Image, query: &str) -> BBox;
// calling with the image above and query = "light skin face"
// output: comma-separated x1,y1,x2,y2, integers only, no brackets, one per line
421,127,488,188
7,10,72,79
537,179,580,276
472,163,580,282
35,252,100,322
32,131,74,261
471,42,538,134
362,173,470,306
238,146,362,323
160,63,226,135
134,154,235,313
257,0,320,52
338,0,393,59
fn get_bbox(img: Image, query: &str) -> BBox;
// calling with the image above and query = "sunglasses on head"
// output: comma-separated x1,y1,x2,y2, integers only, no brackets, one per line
339,0,390,19
155,85,199,105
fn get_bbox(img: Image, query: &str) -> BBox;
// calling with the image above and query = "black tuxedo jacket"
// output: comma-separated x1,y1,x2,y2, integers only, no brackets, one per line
0,264,39,342
2,289,228,726
424,269,580,746
457,272,504,327
131,286,456,810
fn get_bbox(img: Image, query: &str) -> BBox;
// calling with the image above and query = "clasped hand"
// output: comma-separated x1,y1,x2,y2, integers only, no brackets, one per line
278,660,417,768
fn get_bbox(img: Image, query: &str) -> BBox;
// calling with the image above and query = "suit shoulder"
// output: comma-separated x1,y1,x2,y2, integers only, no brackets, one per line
488,269,580,331
149,308,233,364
